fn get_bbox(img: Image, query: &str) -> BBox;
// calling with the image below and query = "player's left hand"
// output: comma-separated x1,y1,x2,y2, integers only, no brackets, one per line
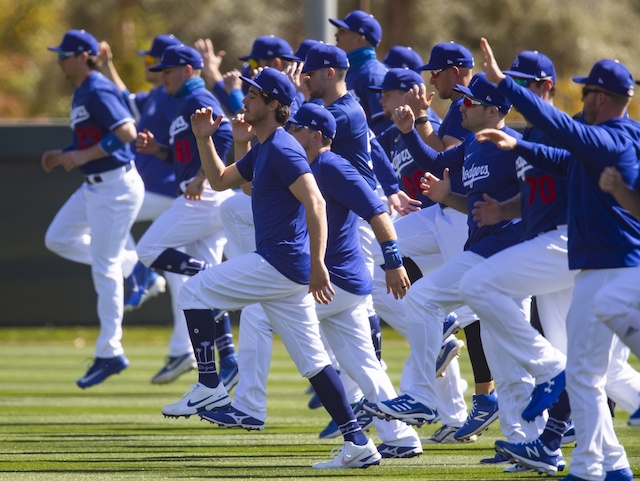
60,150,89,172
480,37,506,85
406,83,434,117
599,166,624,194
475,128,517,150
309,263,335,305
386,266,411,300
472,193,503,227
387,191,421,216
391,105,415,134
420,168,451,203
190,107,223,139
184,176,205,200
41,150,63,173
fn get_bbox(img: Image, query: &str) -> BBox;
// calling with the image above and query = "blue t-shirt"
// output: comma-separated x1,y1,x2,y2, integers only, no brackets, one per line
235,128,312,285
517,126,568,240
328,93,376,190
129,86,178,197
68,71,134,175
499,75,640,269
169,78,232,183
311,150,386,295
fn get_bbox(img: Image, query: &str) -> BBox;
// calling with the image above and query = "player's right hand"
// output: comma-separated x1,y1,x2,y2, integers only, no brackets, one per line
472,193,503,227
391,105,415,134
599,166,624,194
480,37,506,86
475,128,517,150
420,168,451,203
191,108,222,139
136,129,158,154
406,84,433,117
41,150,63,173
231,111,255,143
309,263,334,305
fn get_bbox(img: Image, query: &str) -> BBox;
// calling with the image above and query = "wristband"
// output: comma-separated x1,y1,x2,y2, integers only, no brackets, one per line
414,116,429,125
99,132,125,155
380,240,403,270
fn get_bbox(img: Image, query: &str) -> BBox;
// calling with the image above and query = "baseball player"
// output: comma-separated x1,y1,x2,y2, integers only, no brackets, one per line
98,34,203,385
364,73,546,458
133,44,239,390
43,29,144,388
382,46,424,71
202,102,423,459
162,68,381,469
478,37,639,481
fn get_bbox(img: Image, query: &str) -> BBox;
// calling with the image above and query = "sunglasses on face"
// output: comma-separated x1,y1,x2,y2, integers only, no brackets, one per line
463,95,494,108
431,66,452,78
144,55,158,66
582,87,611,97
58,51,79,61
512,78,533,87
288,123,313,133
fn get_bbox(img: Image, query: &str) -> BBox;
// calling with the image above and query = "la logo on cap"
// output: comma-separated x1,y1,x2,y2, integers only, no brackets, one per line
311,119,318,126
272,87,280,95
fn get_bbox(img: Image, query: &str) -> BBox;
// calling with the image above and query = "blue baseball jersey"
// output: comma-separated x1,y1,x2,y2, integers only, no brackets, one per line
235,128,312,285
377,124,435,207
67,71,135,175
129,86,178,197
169,78,232,184
439,97,473,142
328,93,376,190
499,76,640,269
311,150,386,295
345,47,389,136
401,126,523,257
517,127,568,240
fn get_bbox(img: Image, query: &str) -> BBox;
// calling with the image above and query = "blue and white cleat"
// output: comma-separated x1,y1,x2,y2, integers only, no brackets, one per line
124,270,166,312
312,439,381,469
77,355,129,388
454,390,499,441
421,425,477,444
161,382,230,418
605,467,634,481
319,398,374,439
199,405,265,431
151,353,197,385
522,371,565,421
362,394,438,426
219,355,239,392
436,338,464,377
561,420,576,445
376,443,422,459
495,438,566,475
442,312,460,340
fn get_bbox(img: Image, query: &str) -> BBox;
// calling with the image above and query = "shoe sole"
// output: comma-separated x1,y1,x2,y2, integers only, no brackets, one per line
151,360,197,385
363,405,436,427
436,340,463,377
495,445,561,476
77,363,128,389
454,410,499,441
199,413,265,431
162,397,231,418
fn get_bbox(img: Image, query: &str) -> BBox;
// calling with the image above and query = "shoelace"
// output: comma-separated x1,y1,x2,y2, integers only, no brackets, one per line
181,384,199,398
328,446,343,460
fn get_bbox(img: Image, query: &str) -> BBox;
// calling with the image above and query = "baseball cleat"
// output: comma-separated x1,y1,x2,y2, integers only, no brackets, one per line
561,420,576,445
479,452,511,464
362,394,438,426
442,312,460,340
454,390,499,441
312,439,381,469
421,425,477,444
628,405,640,427
151,353,197,385
495,438,566,475
376,443,422,459
161,382,230,418
199,405,265,431
604,467,634,481
436,338,464,377
319,398,373,439
124,270,166,312
77,355,129,389
219,355,239,392
308,392,323,409
522,370,565,421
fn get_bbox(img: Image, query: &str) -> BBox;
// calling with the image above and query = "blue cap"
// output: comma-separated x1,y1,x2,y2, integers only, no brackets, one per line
138,34,182,58
48,29,99,56
383,46,424,70
240,68,296,106
148,44,204,72
301,44,350,73
419,42,474,71
289,103,336,139
573,59,635,97
329,10,382,47
503,50,556,84
282,39,321,62
239,35,293,61
453,72,512,114
369,68,424,92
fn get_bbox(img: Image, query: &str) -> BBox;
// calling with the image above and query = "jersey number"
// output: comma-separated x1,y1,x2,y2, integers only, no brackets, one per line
77,126,101,149
401,169,425,199
525,175,556,204
175,138,192,164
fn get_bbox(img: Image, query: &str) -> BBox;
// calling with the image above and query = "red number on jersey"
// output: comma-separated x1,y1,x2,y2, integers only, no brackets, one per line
77,126,101,149
175,138,192,164
526,175,556,204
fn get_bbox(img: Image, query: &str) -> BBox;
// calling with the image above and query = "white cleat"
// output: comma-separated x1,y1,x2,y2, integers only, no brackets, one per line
161,382,230,418
312,439,381,469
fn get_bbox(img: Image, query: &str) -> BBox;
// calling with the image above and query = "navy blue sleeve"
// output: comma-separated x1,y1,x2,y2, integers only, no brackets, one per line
401,129,465,175
512,139,572,178
370,135,399,196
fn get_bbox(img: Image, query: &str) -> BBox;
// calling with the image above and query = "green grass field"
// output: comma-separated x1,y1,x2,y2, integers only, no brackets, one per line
0,326,638,480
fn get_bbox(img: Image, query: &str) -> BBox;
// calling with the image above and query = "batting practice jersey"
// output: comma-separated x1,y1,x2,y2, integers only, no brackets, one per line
169,77,232,184
235,128,313,285
402,127,523,257
67,71,135,175
500,76,640,269
129,86,178,198
311,150,387,295
517,126,568,241
328,92,377,190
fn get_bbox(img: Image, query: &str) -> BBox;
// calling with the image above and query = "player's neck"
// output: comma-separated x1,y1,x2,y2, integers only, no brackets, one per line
253,117,281,143
323,85,347,107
